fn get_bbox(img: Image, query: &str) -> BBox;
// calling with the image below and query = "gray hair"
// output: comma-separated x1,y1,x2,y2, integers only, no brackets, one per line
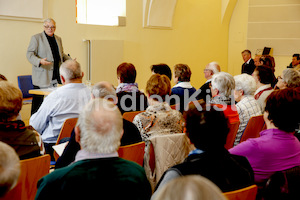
0,142,20,197
77,99,123,154
207,62,221,74
43,18,56,25
234,74,256,95
59,60,82,81
91,82,116,99
282,68,300,88
153,175,226,200
211,72,235,97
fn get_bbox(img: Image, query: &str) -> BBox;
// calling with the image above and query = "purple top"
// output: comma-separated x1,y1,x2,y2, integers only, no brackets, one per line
229,128,300,183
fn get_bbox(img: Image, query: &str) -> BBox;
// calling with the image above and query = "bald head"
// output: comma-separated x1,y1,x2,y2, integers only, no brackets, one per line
60,60,83,83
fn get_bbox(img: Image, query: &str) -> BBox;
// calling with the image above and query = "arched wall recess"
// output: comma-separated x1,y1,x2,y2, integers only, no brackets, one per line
143,0,177,29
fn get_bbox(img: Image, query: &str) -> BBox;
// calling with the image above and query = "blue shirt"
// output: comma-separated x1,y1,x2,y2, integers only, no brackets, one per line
30,83,91,143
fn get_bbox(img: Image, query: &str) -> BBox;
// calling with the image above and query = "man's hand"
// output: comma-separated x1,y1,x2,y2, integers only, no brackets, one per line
40,58,52,65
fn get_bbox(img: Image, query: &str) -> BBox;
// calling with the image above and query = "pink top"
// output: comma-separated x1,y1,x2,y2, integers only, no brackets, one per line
229,128,300,183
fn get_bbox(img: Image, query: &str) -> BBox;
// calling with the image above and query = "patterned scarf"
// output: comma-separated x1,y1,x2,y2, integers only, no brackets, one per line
116,83,139,93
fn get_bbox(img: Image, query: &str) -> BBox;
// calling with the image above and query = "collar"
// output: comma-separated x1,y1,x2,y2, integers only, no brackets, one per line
146,102,171,113
0,120,26,131
205,79,212,84
254,84,272,95
75,149,119,162
260,128,294,136
246,58,252,64
188,148,204,156
173,82,193,89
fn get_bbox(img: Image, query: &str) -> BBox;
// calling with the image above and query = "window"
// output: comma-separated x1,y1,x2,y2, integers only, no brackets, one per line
76,0,126,26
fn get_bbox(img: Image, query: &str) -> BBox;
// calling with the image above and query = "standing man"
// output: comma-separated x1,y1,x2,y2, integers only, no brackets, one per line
27,18,70,115
241,49,256,75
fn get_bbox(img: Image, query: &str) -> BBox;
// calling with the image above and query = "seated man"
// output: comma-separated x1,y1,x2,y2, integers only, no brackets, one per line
55,81,142,169
287,53,300,71
35,99,152,200
171,64,197,112
0,81,44,160
197,62,220,102
153,101,254,196
30,60,91,160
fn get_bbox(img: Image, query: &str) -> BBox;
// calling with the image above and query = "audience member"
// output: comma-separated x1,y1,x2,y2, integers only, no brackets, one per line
288,53,300,71
0,81,44,160
35,99,152,200
229,88,300,183
209,72,239,123
276,68,300,89
252,65,275,110
55,81,142,169
30,60,90,160
151,63,172,81
254,55,262,67
241,49,256,75
197,61,220,102
171,64,197,112
154,101,254,195
233,74,262,146
259,55,275,72
153,175,226,200
0,141,20,197
133,74,183,144
116,62,148,114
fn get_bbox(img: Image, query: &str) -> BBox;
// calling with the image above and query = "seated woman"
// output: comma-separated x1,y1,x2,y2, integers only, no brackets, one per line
229,88,300,183
233,74,263,146
153,101,254,195
209,72,239,123
116,62,148,114
171,64,197,112
276,68,300,89
133,74,183,143
252,65,275,110
0,81,44,160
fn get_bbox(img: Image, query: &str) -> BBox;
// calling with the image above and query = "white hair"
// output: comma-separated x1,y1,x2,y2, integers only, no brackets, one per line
77,99,123,154
211,72,235,97
0,142,20,197
43,18,56,25
234,74,256,95
153,175,226,200
91,82,116,99
207,62,221,74
59,60,82,81
282,68,300,88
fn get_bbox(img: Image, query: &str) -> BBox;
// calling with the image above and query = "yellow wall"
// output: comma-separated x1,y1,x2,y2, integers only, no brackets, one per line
228,0,292,77
0,0,231,90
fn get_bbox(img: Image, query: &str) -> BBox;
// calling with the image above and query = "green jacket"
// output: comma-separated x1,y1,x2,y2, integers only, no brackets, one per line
35,157,152,200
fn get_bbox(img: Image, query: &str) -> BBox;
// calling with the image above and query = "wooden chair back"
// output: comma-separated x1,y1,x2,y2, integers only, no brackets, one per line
224,121,240,150
53,118,78,161
118,142,145,166
122,110,144,122
0,155,51,200
240,115,264,143
223,185,258,200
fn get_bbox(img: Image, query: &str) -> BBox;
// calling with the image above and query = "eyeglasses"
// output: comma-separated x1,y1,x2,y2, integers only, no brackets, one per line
204,69,213,72
44,26,56,29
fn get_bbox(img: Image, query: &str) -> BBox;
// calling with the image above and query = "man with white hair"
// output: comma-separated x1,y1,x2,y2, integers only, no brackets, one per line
27,18,71,114
35,99,152,200
30,60,90,160
197,61,221,101
233,74,262,146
